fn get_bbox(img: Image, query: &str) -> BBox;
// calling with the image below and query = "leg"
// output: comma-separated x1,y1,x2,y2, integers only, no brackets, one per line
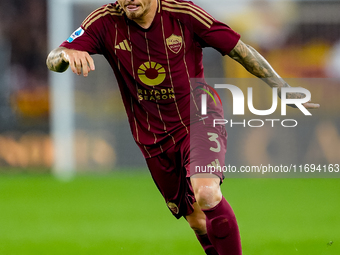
190,173,222,210
191,173,242,255
185,202,219,255
185,202,207,235
146,145,219,254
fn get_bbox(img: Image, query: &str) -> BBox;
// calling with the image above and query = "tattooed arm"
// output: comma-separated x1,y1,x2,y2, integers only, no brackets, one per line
46,47,69,73
46,47,95,77
228,40,320,109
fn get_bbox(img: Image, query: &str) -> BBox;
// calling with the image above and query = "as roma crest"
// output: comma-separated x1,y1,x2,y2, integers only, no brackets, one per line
167,202,179,214
166,34,183,54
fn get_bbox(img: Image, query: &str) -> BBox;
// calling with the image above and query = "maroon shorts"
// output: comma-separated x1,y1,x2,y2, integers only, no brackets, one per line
146,122,227,218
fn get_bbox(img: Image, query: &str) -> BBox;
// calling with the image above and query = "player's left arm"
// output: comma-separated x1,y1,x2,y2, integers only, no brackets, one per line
228,40,320,109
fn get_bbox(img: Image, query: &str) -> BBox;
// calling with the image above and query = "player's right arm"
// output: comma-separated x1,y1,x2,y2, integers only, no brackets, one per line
46,47,95,77
228,40,320,109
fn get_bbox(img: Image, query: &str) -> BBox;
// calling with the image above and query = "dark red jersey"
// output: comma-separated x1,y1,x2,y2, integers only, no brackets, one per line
60,0,240,158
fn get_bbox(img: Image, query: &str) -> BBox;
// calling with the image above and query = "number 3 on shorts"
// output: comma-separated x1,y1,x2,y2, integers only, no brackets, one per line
207,132,221,153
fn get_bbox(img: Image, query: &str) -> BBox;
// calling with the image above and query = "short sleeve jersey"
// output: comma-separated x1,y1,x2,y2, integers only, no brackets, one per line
60,0,240,158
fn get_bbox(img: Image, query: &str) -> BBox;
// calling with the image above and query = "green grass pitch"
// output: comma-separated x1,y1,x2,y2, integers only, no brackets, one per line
0,170,339,254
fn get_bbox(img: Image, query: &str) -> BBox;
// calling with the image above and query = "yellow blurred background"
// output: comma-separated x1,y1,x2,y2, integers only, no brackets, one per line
0,0,339,172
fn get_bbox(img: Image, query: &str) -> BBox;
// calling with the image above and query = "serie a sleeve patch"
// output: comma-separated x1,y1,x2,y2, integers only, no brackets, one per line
67,27,85,43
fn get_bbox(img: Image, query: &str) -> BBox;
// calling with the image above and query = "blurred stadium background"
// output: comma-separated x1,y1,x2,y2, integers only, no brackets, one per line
0,0,339,254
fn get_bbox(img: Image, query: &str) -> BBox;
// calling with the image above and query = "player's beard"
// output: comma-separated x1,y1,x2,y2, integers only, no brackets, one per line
125,10,142,20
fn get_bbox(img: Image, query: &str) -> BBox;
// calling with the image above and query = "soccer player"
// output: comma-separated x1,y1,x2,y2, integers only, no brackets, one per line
46,0,319,254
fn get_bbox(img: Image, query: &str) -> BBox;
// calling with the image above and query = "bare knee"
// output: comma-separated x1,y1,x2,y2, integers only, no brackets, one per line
191,174,222,210
195,185,222,209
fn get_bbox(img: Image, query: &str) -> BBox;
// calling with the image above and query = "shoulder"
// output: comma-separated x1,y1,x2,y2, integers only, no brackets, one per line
160,0,214,29
81,3,124,30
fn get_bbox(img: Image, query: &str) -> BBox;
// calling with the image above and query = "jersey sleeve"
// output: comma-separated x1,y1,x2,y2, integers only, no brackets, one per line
196,19,241,56
59,25,102,54
164,0,240,55
59,7,109,54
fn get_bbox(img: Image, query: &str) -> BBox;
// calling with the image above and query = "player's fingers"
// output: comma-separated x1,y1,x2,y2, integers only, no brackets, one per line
61,50,79,74
303,102,320,109
74,57,83,75
87,65,92,75
67,55,78,74
86,55,95,71
62,50,93,76
79,56,90,77
81,54,95,77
